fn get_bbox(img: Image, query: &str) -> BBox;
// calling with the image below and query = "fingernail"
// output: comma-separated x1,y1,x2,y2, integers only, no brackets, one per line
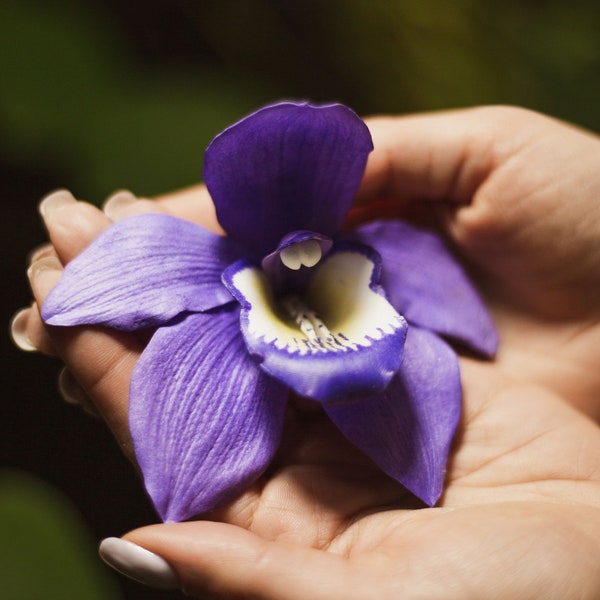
103,190,137,220
58,367,99,416
27,243,55,266
99,538,179,591
27,256,62,283
10,309,37,352
58,367,86,405
38,189,77,218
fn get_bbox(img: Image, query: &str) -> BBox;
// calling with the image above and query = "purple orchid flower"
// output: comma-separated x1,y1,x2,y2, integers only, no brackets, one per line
42,102,498,523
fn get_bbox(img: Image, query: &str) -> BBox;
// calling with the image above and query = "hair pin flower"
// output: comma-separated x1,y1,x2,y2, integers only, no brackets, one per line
43,102,498,522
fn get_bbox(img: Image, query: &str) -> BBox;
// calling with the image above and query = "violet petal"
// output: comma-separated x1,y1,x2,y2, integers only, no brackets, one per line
204,102,373,257
353,220,498,357
324,326,462,506
129,308,288,522
42,214,244,330
223,245,407,403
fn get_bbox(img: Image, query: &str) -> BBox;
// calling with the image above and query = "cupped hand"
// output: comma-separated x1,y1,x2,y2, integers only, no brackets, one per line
19,106,600,599
359,105,600,421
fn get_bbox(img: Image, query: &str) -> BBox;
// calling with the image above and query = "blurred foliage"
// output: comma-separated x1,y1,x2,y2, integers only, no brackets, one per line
0,0,268,201
0,0,600,200
1,0,599,202
0,470,120,600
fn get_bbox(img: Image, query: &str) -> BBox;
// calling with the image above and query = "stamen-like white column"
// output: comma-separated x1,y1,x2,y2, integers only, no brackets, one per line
279,239,323,270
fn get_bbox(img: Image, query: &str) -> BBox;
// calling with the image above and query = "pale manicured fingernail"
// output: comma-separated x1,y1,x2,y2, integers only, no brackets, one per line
99,538,179,591
27,257,63,305
58,367,86,405
58,367,99,416
27,255,62,283
27,243,55,266
103,190,137,220
38,189,77,218
10,309,37,352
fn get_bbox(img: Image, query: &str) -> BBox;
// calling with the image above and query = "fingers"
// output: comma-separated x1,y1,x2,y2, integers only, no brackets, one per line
38,186,218,262
10,244,60,356
11,190,157,355
32,192,142,452
356,106,600,319
105,522,357,600
102,186,223,234
58,367,100,416
39,190,113,264
154,184,224,234
357,105,600,253
17,186,220,451
10,303,56,355
356,105,528,205
27,254,140,455
103,189,171,221
9,300,98,414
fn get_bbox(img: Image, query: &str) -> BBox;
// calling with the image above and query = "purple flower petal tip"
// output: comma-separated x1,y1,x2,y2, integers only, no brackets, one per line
325,327,462,506
42,214,242,330
129,310,288,522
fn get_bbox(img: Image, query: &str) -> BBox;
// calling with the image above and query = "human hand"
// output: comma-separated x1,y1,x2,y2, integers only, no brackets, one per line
358,106,600,421
13,106,600,598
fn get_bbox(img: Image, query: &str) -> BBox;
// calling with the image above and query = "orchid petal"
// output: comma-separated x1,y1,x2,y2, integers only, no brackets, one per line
204,102,373,257
325,326,461,506
353,220,498,357
42,214,243,330
130,308,288,523
223,245,407,403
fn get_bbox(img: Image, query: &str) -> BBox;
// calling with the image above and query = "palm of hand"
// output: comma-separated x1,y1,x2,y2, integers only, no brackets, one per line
206,340,600,599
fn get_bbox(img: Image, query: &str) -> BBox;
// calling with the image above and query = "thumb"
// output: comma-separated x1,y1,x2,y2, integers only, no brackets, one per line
101,521,358,599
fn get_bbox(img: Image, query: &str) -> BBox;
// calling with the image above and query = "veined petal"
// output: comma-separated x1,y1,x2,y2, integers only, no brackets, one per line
223,245,408,403
42,214,244,330
353,220,498,357
324,326,462,506
129,308,288,523
204,102,373,257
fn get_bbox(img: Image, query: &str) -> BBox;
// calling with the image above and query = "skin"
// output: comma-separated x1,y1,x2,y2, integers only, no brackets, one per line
19,106,600,599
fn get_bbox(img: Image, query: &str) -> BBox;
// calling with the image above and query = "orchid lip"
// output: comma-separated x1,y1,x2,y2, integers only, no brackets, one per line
223,242,408,402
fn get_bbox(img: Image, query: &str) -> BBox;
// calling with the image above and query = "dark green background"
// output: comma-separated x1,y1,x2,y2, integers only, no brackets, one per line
2,1,599,598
